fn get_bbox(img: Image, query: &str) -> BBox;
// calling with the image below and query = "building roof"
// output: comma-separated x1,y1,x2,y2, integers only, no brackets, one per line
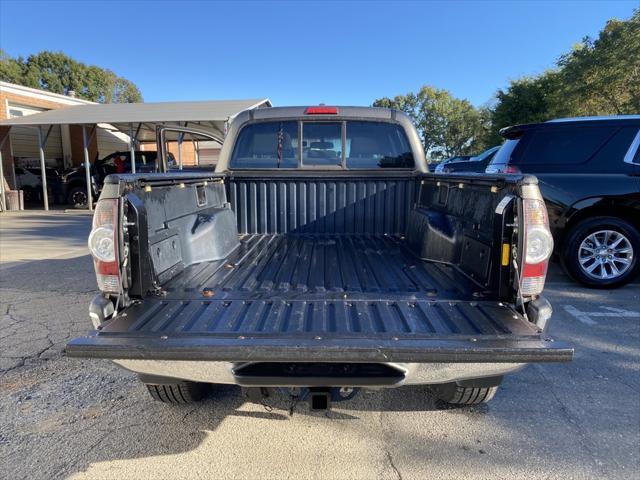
0,81,97,106
0,98,272,142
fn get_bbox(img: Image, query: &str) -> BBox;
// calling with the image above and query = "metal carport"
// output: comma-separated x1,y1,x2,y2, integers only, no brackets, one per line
0,98,271,211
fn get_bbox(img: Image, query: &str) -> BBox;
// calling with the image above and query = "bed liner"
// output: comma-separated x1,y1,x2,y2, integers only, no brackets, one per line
67,234,572,363
162,234,482,300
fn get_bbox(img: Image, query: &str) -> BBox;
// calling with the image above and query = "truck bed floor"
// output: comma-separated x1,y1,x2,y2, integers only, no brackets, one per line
163,234,482,301
66,234,573,363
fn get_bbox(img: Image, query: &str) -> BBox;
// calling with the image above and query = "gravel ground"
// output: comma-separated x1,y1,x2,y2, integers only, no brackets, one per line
0,212,638,480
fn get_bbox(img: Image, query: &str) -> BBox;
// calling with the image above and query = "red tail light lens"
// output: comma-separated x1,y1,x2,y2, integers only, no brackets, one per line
520,198,553,296
305,106,338,115
88,199,120,293
503,164,521,174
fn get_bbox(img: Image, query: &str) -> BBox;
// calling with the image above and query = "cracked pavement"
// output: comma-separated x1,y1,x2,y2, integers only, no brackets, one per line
1,212,639,479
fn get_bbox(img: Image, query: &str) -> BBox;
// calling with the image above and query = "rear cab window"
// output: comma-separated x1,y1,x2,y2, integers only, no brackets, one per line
303,122,342,167
230,120,414,169
346,121,414,168
231,121,299,168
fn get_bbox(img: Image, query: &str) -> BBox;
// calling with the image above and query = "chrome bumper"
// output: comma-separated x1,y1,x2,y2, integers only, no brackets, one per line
114,359,526,387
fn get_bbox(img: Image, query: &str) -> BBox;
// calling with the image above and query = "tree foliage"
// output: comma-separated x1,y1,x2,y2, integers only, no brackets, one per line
375,10,639,155
559,10,640,115
374,86,486,159
484,71,570,145
0,50,142,103
486,9,639,141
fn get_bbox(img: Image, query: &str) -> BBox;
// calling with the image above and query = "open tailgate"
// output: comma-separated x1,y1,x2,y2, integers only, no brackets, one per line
66,299,573,363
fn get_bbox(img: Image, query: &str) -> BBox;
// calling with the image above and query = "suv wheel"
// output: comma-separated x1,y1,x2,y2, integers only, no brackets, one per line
563,216,639,288
67,186,88,207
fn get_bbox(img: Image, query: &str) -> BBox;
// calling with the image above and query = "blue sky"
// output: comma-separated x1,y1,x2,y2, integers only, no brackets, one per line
0,0,636,106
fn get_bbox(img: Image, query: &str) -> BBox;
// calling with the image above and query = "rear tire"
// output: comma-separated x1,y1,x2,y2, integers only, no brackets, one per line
432,383,498,405
562,216,639,289
145,381,210,404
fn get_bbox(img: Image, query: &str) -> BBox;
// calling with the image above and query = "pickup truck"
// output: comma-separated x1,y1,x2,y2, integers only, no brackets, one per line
67,106,572,411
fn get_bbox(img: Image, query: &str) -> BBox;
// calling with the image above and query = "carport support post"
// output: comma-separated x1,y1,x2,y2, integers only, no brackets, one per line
178,132,184,170
0,149,4,210
129,124,136,174
37,126,49,211
0,127,10,211
82,126,93,211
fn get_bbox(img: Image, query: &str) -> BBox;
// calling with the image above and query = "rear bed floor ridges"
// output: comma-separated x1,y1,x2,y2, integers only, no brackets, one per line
103,296,544,339
164,234,482,297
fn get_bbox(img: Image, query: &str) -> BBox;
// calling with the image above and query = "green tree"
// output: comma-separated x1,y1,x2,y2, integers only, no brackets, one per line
0,49,25,84
485,9,639,141
0,50,143,103
484,71,570,145
559,10,640,114
374,85,486,159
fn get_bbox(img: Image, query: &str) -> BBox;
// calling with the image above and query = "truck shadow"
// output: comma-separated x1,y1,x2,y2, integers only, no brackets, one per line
201,382,464,420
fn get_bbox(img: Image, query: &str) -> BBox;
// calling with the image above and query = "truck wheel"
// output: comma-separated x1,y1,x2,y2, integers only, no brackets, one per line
145,381,210,404
67,186,89,207
562,217,639,289
432,383,498,405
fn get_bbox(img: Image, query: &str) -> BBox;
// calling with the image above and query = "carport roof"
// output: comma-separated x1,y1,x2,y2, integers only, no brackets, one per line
0,98,272,141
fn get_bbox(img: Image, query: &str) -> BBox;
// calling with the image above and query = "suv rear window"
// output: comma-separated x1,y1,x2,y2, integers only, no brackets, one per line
488,139,519,167
517,126,617,165
230,120,414,169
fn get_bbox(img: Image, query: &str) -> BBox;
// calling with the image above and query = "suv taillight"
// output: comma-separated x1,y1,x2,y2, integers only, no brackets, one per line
503,164,521,174
520,197,554,296
88,199,121,293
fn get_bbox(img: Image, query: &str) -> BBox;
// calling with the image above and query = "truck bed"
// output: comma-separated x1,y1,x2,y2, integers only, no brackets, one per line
162,234,481,300
67,234,572,363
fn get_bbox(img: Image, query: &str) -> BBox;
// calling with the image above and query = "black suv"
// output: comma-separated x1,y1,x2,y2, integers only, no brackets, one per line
60,151,175,206
486,116,640,288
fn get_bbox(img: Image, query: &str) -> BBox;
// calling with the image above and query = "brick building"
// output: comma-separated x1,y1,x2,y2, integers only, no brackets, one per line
0,81,131,190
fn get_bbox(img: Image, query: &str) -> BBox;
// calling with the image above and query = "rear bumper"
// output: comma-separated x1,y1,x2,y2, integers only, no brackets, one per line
112,358,527,387
67,333,572,363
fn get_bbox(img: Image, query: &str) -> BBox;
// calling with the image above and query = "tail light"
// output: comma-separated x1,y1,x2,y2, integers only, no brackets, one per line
503,164,521,174
520,197,554,296
88,199,121,293
305,106,338,115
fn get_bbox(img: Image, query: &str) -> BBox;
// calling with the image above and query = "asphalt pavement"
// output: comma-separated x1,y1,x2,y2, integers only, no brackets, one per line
0,211,638,480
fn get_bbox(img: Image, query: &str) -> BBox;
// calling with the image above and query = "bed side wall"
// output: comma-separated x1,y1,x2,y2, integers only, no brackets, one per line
407,176,519,289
